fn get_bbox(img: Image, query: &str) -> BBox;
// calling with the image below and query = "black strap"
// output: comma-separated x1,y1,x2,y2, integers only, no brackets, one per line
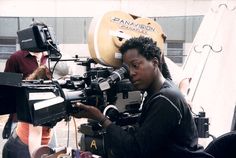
2,114,13,139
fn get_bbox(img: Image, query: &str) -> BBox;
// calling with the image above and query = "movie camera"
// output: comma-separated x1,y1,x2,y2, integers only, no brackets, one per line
7,21,141,128
15,20,142,158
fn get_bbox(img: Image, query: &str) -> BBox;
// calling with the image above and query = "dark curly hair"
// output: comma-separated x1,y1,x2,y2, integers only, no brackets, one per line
119,36,172,80
119,36,161,61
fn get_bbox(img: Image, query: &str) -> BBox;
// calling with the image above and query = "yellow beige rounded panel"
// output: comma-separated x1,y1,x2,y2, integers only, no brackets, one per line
88,11,166,68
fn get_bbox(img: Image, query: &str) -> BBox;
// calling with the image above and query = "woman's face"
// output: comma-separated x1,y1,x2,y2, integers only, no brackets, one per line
123,49,155,91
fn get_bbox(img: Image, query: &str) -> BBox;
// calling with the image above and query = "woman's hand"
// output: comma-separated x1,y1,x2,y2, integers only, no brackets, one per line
74,102,103,121
75,102,112,128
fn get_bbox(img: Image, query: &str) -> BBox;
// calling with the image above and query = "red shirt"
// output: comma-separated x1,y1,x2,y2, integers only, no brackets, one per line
16,122,51,145
4,50,48,79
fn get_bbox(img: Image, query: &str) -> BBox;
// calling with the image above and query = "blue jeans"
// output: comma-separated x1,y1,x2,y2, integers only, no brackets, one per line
2,132,30,158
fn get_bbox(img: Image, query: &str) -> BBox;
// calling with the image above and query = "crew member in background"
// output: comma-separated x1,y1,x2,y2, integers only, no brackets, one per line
2,51,49,138
2,50,71,158
1,49,55,158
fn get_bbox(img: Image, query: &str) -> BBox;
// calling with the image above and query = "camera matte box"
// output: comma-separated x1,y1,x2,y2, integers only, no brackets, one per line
0,72,23,114
16,83,67,126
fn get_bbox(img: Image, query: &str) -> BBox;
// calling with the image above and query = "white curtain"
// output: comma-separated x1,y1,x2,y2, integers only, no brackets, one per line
182,1,236,139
